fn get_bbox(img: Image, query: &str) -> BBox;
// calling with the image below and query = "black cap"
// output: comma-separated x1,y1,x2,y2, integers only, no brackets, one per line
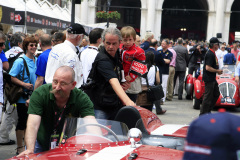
67,23,87,35
209,37,221,44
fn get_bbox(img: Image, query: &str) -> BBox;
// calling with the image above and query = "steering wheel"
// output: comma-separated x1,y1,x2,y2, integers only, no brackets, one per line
76,123,120,142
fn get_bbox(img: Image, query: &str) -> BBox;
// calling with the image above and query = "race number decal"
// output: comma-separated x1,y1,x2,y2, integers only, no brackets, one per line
129,60,148,77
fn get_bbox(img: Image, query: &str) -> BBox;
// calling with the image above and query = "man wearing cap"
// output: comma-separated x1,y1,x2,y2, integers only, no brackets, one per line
200,37,223,115
45,23,86,88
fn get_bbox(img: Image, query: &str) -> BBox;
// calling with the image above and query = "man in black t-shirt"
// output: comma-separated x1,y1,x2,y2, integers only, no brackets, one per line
201,37,223,115
85,27,135,120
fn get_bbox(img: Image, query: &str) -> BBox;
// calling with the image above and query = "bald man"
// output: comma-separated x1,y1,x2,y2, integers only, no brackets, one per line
19,66,95,156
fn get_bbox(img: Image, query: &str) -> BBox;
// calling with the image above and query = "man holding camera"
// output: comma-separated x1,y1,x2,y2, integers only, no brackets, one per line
200,37,223,115
188,42,207,75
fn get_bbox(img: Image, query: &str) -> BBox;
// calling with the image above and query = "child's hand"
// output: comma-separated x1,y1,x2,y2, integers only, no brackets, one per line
125,75,132,82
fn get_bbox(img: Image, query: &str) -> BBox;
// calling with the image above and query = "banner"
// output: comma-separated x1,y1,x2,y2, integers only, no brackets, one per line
129,59,148,77
0,5,15,25
15,11,71,30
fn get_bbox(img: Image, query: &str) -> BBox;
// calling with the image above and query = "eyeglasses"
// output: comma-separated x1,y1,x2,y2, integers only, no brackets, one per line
29,44,37,47
0,42,5,47
53,80,73,87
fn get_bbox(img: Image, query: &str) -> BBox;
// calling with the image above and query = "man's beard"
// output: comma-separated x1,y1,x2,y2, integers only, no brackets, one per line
50,89,65,97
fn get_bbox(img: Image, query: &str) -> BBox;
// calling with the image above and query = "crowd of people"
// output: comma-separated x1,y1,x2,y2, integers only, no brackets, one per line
0,23,240,156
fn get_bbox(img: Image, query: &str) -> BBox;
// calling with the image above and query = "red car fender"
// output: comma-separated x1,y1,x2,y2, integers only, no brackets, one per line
194,80,202,99
186,74,193,85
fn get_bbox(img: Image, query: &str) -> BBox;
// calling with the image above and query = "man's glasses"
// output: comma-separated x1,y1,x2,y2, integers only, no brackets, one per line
0,42,5,47
29,44,37,47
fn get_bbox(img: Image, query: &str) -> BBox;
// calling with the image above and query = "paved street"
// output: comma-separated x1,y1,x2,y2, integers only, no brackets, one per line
1,95,240,159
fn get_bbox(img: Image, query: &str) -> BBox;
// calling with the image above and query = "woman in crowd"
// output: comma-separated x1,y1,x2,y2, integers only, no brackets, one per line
140,51,160,111
9,36,37,155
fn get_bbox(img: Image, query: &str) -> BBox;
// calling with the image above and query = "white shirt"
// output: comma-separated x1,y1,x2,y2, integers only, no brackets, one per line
45,40,83,88
141,65,158,86
5,46,24,59
216,49,227,69
80,46,98,83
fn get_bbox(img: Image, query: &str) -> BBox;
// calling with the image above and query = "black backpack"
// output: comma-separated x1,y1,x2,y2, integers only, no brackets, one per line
6,52,23,73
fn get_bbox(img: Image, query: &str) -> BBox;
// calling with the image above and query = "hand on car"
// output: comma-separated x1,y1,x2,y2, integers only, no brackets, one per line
217,69,223,75
17,149,34,157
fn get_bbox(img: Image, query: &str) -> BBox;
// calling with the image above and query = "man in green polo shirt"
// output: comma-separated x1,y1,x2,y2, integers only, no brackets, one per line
18,66,95,156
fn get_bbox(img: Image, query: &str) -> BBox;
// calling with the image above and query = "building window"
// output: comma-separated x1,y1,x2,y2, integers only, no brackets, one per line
124,9,134,25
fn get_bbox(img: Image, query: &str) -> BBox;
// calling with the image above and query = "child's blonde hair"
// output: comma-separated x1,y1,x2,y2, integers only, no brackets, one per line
120,26,136,40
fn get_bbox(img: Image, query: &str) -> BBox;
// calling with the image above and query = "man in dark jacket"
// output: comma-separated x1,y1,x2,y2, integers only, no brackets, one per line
173,38,189,100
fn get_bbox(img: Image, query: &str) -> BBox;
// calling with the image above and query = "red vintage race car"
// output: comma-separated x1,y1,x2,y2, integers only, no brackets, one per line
115,106,188,150
190,65,240,109
9,117,183,160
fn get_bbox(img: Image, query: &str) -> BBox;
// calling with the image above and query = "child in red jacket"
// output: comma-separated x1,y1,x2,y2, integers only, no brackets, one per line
120,26,146,82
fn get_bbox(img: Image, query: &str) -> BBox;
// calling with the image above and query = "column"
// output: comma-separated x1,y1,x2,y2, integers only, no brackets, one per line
146,0,156,32
81,0,88,24
206,11,216,41
215,0,225,39
154,9,162,41
140,8,147,38
223,12,231,43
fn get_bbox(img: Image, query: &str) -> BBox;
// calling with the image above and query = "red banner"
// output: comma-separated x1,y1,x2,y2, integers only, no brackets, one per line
130,60,148,77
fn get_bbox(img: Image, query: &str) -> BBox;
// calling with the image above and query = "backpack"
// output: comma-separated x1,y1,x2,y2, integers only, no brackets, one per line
6,52,23,73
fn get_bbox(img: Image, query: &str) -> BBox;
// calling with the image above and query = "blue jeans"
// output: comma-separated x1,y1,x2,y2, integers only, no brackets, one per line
34,140,43,153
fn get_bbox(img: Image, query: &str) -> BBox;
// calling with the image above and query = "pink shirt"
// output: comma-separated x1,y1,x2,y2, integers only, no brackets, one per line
168,47,176,67
231,48,239,60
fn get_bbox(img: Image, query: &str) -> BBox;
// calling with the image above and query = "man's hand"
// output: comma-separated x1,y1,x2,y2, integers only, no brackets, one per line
124,100,136,106
217,69,223,75
17,149,34,157
25,99,30,107
235,76,239,84
121,81,131,91
23,83,33,90
125,75,132,82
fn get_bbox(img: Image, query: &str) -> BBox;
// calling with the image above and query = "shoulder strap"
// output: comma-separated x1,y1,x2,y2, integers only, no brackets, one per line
20,57,31,83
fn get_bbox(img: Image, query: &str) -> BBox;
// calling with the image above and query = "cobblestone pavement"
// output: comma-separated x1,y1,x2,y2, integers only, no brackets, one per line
1,95,240,159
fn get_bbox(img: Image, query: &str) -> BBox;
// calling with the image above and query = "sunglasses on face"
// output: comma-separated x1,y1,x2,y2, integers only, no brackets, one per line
0,42,5,47
29,44,37,47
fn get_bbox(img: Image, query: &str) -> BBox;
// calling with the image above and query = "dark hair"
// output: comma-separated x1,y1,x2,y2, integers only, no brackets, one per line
52,32,64,42
89,28,104,44
40,34,52,47
150,39,158,47
145,51,155,69
51,29,59,35
22,37,38,53
10,33,23,47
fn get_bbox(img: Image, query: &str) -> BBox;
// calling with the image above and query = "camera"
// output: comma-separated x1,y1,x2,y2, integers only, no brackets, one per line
80,78,96,90
22,90,33,99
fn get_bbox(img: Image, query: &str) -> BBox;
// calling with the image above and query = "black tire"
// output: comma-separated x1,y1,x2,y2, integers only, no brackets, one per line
193,92,200,109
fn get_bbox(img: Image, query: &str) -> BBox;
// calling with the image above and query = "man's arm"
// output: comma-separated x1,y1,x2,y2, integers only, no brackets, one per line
2,61,9,71
206,65,222,74
18,114,41,157
164,59,170,64
34,76,44,90
109,78,135,106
